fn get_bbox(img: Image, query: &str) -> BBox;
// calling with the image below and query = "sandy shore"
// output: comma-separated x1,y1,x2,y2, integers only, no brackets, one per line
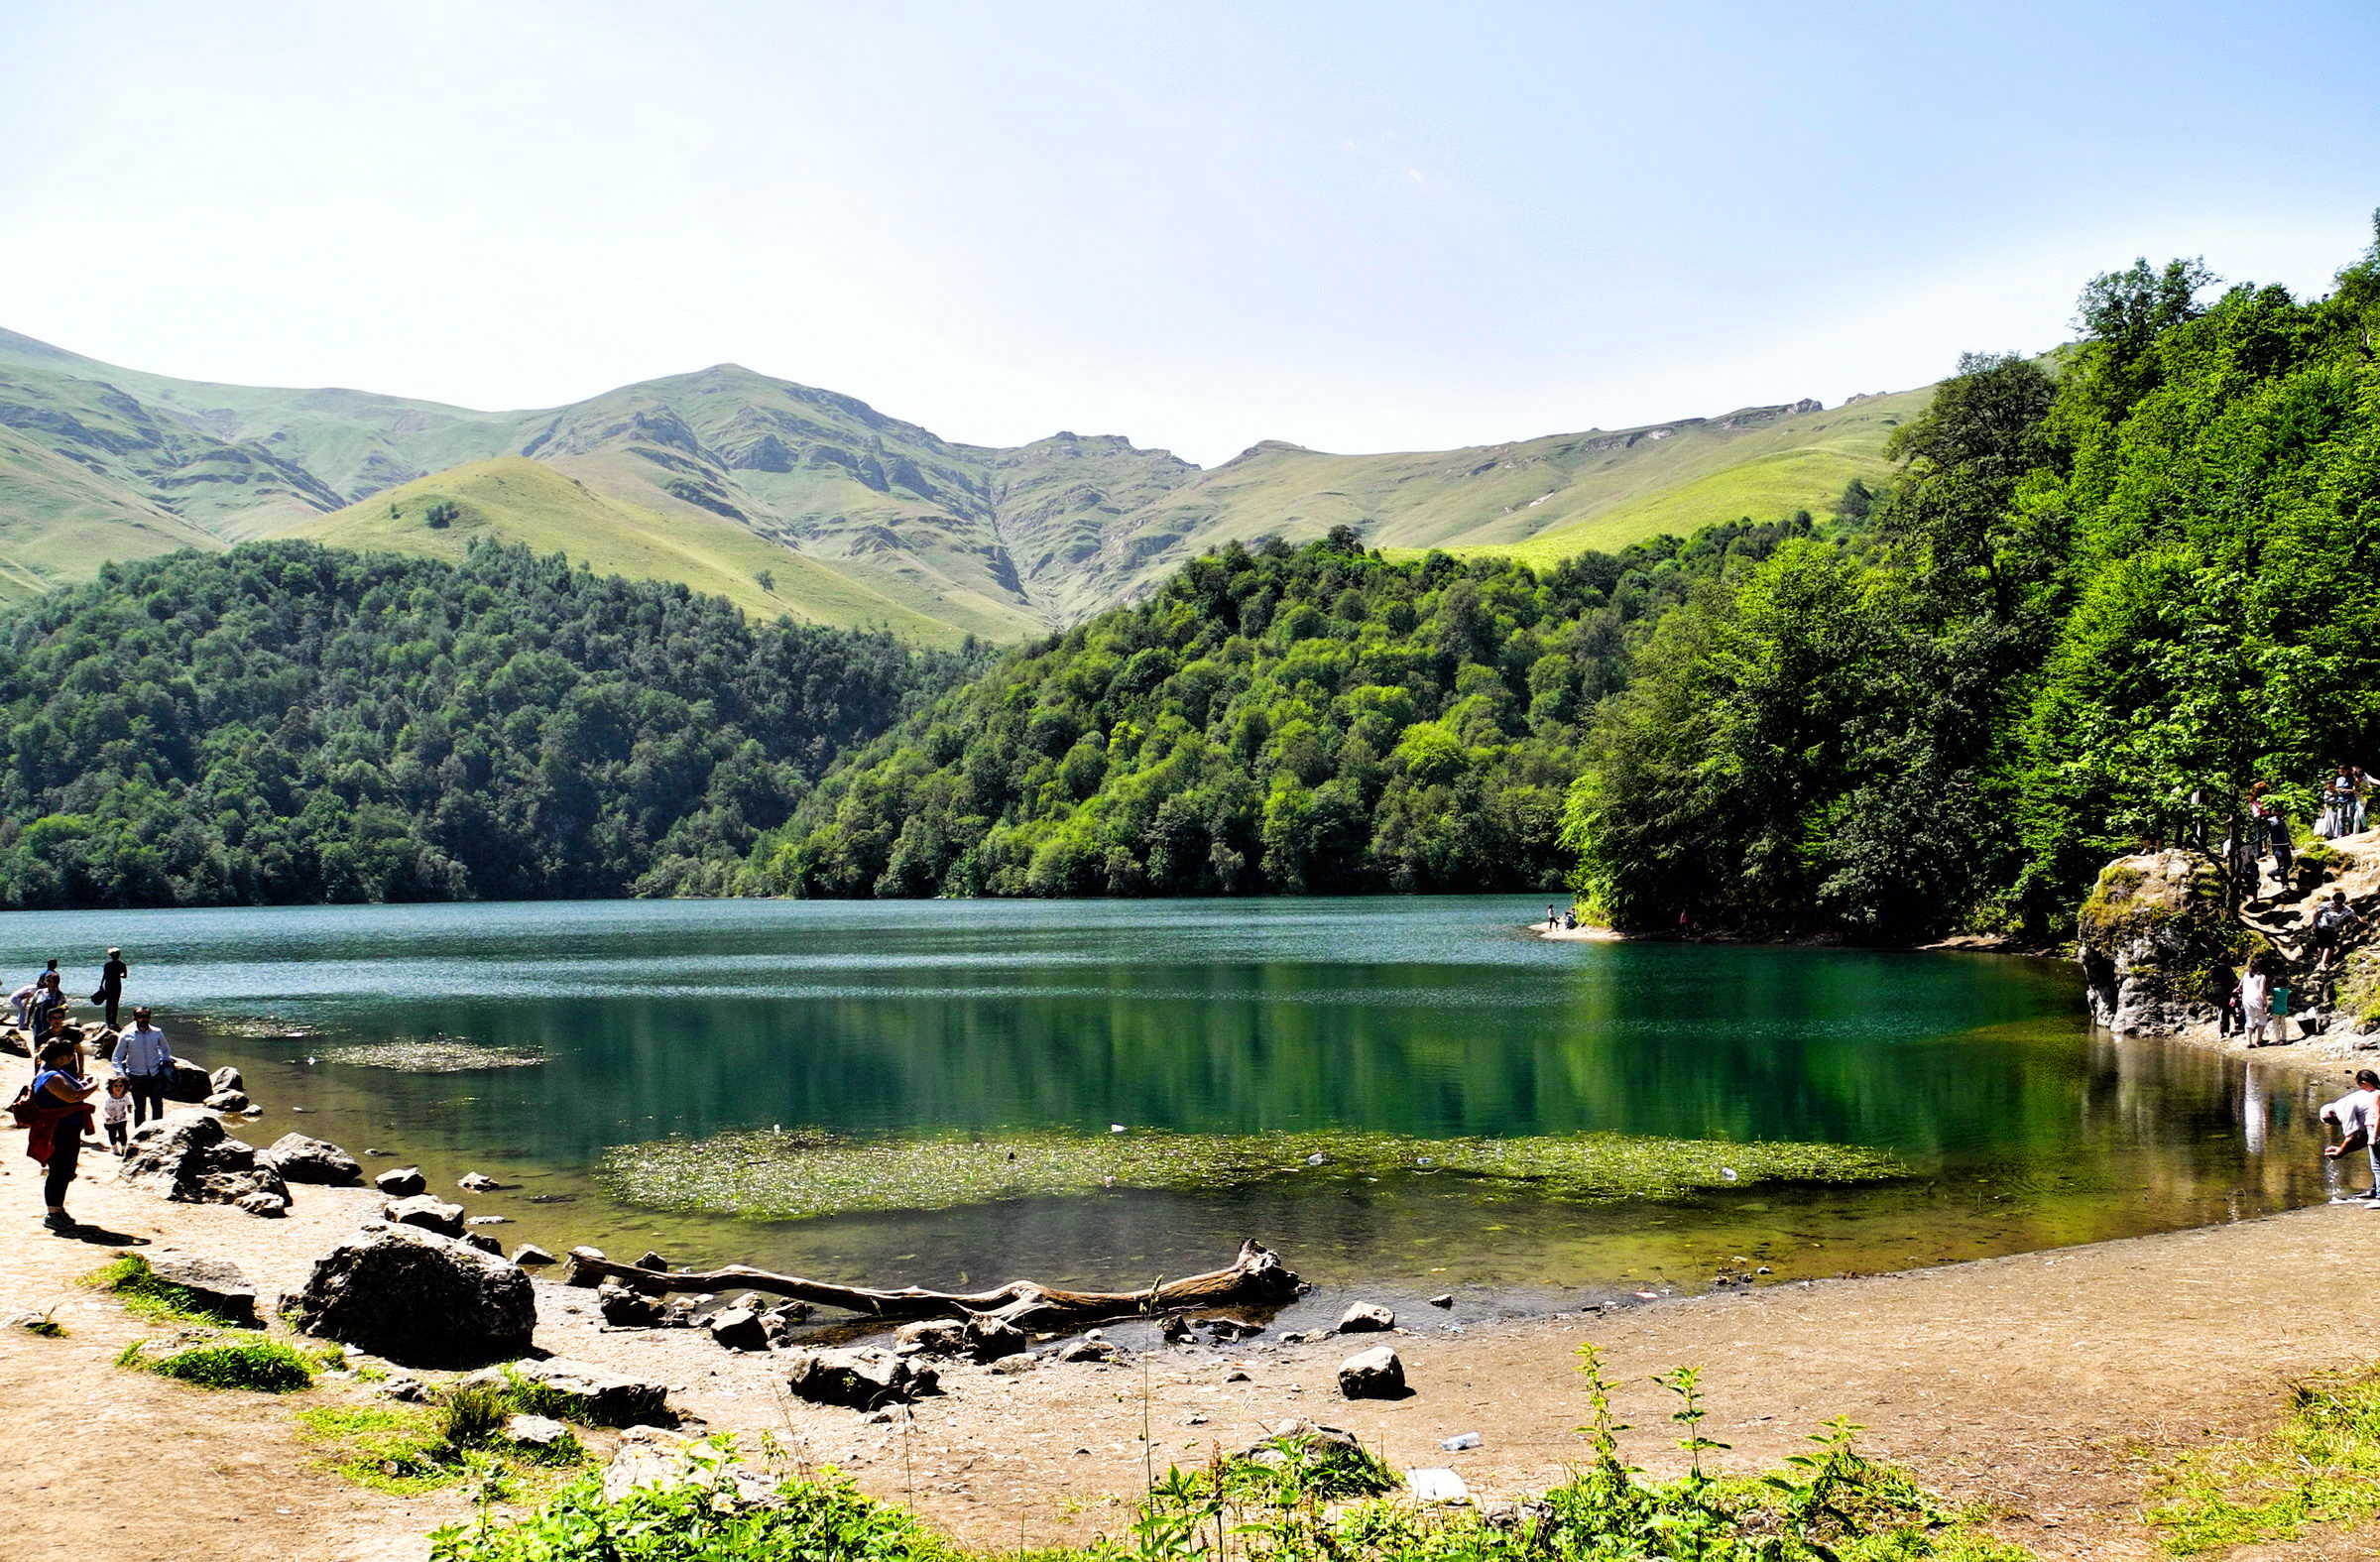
5,1128,2378,1562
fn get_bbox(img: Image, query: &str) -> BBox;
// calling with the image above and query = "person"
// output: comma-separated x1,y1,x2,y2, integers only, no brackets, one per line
2271,976,2296,1044
91,947,127,1030
1562,907,1578,931
112,1006,173,1127
21,1038,96,1234
2356,767,2374,835
2321,1070,2380,1201
2323,768,2361,839
2241,962,2272,1046
98,1076,132,1156
2208,964,2241,1037
7,977,34,1031
2312,892,2360,980
27,972,63,1048
1545,904,1559,931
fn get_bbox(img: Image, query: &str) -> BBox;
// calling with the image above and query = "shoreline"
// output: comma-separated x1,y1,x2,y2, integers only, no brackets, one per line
6,1149,2378,1559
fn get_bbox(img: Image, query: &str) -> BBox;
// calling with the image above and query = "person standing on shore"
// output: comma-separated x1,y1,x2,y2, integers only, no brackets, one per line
112,1007,172,1127
91,947,127,1031
2208,964,2241,1037
2321,1070,2380,1200
98,1077,132,1155
2241,962,2272,1045
21,1038,96,1234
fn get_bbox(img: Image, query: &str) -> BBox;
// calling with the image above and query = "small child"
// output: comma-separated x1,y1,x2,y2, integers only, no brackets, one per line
100,1075,133,1155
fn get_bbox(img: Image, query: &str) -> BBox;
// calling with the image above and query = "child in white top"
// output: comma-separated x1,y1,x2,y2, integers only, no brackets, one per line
99,1075,133,1155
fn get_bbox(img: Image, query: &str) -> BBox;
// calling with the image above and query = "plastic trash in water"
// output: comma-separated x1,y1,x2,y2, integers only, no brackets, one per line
1110,1124,1128,1134
1440,1432,1482,1451
1305,1151,1327,1166
1721,1166,1738,1180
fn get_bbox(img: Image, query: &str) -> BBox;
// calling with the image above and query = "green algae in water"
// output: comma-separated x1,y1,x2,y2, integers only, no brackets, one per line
598,1128,1905,1221
326,1041,548,1073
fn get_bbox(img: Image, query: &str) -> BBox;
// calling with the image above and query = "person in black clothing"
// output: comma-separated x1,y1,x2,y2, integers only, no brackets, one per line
91,947,127,1030
2209,964,2241,1037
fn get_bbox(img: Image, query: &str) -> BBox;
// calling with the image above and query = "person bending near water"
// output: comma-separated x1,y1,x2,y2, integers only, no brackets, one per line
91,947,127,1030
22,1038,97,1233
2321,1069,2380,1201
113,1006,172,1127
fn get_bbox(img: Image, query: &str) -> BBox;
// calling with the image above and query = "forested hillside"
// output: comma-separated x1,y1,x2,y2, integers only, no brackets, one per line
736,517,1831,899
1563,224,2380,941
0,541,975,908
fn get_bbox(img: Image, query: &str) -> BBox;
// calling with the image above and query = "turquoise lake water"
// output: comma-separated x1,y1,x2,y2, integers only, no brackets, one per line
0,896,2339,1320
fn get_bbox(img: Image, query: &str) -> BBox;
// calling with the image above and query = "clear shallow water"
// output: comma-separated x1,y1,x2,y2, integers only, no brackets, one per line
0,897,2341,1322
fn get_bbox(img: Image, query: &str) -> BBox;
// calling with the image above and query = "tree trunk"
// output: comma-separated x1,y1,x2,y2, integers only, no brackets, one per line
562,1238,1301,1331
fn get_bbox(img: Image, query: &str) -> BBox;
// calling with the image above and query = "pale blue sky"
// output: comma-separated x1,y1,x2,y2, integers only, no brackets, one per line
3,0,2374,464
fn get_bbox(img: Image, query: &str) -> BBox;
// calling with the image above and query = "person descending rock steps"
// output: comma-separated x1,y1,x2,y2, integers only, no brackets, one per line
2311,892,2361,990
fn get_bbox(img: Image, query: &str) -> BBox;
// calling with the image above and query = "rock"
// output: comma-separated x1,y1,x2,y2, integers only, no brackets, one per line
159,1057,212,1103
893,1319,969,1357
466,1214,510,1226
708,1306,771,1352
964,1315,1027,1361
504,1413,571,1449
1427,1294,1456,1309
758,1307,800,1348
1205,1316,1264,1341
1057,1337,1121,1364
989,1353,1038,1376
601,1425,774,1506
464,1233,504,1257
1159,1314,1194,1343
512,1245,557,1267
1405,1468,1470,1504
457,1172,503,1192
380,1374,429,1402
597,1282,666,1328
121,1110,290,1209
141,1251,259,1327
1338,1345,1406,1399
784,1347,937,1409
501,1357,675,1427
209,1065,245,1095
636,1251,668,1270
2077,851,2246,1035
285,1223,535,1367
1254,1417,1364,1458
234,1190,288,1217
383,1195,467,1238
374,1166,426,1197
1337,1301,1395,1333
259,1133,363,1185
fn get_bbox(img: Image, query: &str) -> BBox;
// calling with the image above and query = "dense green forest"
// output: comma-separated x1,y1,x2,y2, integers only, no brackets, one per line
0,541,974,907
735,516,1834,899
1563,222,2380,940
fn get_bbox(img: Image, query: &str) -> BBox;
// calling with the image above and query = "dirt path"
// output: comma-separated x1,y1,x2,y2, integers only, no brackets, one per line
4,1140,2376,1560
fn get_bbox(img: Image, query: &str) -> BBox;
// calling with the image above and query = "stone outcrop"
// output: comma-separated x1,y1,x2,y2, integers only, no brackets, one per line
143,1251,259,1327
260,1134,363,1185
492,1357,674,1426
122,1110,290,1213
383,1195,468,1238
284,1223,534,1367
2076,851,2245,1035
784,1347,937,1409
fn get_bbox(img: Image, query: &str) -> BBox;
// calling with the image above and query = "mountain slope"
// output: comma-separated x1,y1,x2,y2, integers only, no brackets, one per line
0,324,1927,637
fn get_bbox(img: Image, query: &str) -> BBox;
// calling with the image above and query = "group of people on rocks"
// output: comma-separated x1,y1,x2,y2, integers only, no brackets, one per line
7,945,171,1237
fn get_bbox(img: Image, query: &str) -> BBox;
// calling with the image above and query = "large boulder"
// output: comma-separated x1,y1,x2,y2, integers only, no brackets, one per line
142,1251,259,1328
260,1133,363,1186
784,1347,937,1409
209,1065,245,1095
160,1057,214,1104
1337,1301,1395,1333
708,1306,772,1353
284,1223,534,1368
2077,852,2249,1035
122,1110,290,1212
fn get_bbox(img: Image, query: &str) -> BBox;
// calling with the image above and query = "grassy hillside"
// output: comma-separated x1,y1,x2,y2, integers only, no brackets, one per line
0,323,1931,637
293,457,980,643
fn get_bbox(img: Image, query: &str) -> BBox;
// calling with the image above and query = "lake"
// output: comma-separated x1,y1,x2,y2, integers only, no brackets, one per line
0,896,2339,1326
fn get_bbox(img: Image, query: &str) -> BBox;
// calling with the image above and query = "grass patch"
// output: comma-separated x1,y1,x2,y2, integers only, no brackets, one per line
599,1126,1903,1222
302,1382,586,1497
87,1253,257,1328
2145,1365,2380,1554
426,1365,2026,1561
131,1338,316,1393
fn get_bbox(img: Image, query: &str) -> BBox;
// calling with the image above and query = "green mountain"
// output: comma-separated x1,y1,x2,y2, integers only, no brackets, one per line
0,325,1923,640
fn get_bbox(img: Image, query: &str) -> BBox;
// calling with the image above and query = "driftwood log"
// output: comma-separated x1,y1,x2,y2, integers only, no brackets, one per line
563,1237,1301,1331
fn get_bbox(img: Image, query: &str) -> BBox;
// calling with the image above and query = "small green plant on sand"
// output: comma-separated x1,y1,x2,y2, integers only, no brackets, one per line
127,1337,316,1393
87,1253,258,1328
303,1380,585,1497
2146,1365,2380,1554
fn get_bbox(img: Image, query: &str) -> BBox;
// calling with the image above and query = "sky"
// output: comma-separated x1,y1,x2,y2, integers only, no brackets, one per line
2,1,2376,466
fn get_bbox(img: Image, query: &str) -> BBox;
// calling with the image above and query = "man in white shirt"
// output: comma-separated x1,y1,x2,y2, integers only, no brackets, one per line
2320,1069,2380,1201
112,1005,175,1128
